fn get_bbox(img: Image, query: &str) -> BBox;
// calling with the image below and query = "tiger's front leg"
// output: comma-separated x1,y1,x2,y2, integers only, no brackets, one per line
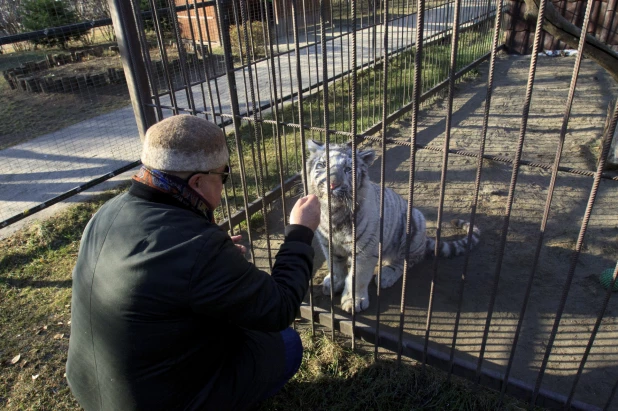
340,254,378,313
322,254,346,296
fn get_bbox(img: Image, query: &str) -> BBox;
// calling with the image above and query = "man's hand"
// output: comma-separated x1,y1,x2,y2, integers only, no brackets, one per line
289,194,321,231
230,235,247,254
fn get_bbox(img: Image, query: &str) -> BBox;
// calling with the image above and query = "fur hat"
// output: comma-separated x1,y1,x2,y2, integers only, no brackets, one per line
141,115,229,172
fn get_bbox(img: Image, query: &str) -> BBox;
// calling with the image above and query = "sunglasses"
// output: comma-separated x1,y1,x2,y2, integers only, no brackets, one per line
187,164,230,185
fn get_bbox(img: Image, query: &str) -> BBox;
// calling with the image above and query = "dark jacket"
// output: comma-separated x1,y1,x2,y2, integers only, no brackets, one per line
66,181,314,411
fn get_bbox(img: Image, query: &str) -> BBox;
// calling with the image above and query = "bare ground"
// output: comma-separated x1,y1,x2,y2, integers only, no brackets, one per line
245,52,618,409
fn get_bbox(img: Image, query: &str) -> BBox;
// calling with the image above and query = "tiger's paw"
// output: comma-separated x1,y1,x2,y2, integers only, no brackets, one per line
341,293,369,313
375,265,403,289
321,274,344,296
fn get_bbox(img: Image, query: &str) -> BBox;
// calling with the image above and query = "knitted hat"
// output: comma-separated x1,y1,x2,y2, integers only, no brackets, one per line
141,115,229,172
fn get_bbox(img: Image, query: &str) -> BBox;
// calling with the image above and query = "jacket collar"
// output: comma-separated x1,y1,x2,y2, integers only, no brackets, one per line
129,180,213,223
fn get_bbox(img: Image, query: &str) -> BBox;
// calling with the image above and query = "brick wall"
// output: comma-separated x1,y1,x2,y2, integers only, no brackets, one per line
176,2,221,45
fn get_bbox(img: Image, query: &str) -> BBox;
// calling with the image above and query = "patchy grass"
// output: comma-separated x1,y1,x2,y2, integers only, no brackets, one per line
260,329,540,410
0,187,541,410
0,187,125,409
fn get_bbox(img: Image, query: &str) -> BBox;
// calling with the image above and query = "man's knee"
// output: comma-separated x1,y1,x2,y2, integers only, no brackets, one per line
280,327,303,379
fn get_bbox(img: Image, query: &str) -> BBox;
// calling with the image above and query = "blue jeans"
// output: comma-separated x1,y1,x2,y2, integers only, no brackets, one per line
260,327,303,401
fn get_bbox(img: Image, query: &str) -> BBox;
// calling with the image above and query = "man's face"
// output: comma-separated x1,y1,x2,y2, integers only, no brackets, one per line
187,164,227,210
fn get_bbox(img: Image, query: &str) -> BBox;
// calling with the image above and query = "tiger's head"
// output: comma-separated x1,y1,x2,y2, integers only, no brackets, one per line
306,140,376,204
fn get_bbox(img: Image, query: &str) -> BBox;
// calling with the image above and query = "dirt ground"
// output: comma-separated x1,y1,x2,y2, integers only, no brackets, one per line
245,52,618,409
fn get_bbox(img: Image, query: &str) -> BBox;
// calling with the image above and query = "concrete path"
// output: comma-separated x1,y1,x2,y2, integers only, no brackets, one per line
0,0,491,229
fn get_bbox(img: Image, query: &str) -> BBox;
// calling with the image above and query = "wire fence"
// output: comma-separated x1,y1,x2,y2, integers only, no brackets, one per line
2,0,618,409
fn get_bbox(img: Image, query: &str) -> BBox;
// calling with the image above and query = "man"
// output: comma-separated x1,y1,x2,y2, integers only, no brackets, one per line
66,115,320,410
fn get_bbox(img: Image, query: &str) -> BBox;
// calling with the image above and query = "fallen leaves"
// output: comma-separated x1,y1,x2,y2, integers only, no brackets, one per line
31,374,40,381
10,354,21,365
53,333,64,340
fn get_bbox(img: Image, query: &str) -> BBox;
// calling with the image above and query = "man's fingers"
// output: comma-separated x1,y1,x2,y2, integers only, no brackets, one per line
296,196,308,206
230,235,242,243
235,244,247,254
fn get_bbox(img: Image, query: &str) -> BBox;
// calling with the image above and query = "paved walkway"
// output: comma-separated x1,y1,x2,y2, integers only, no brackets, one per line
0,0,490,227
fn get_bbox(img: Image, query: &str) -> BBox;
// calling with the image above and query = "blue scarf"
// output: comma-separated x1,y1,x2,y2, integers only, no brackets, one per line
133,166,214,222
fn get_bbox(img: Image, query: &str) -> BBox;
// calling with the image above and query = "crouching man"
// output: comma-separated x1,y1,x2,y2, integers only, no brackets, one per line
66,115,320,410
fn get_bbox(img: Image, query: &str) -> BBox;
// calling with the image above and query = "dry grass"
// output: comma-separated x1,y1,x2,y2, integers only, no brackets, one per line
260,328,543,410
0,188,125,410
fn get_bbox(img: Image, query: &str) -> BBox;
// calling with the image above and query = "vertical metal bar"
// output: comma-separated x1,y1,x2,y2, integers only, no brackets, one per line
350,0,359,351
197,0,226,117
448,0,502,381
149,0,180,113
129,0,163,121
200,0,240,216
473,0,548,383
182,0,209,118
167,0,197,114
247,14,270,187
567,263,618,407
231,3,251,117
498,0,594,403
302,0,316,129
291,0,315,336
374,0,390,361
320,0,336,341
240,0,274,270
532,101,618,405
107,0,157,138
182,0,236,235
397,0,423,364
215,0,256,261
423,0,461,368
263,0,288,224
281,3,300,172
190,0,219,121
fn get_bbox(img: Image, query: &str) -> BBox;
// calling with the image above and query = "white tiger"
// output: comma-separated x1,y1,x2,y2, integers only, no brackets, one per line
306,140,481,313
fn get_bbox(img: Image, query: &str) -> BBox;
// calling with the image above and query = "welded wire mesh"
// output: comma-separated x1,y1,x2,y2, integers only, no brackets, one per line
0,1,142,227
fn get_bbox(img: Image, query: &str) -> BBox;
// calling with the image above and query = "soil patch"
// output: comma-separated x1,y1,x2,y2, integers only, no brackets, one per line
248,53,618,408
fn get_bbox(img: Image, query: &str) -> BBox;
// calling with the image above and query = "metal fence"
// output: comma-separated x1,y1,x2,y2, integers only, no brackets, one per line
2,0,618,409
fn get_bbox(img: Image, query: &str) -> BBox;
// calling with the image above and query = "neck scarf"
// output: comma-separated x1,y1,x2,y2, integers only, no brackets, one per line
133,166,214,222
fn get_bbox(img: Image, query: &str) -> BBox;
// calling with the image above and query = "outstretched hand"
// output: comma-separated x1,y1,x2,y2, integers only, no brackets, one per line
289,194,321,231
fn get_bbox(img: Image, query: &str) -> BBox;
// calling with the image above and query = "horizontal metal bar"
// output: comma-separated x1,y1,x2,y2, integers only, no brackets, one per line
0,161,142,229
0,1,215,46
359,135,618,182
298,304,601,411
0,163,301,232
218,174,301,230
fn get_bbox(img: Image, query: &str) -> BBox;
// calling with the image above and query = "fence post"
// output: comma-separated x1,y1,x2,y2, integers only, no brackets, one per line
215,0,241,117
107,0,157,141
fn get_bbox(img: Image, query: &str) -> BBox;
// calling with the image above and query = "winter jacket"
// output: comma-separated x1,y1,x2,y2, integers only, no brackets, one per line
66,181,314,410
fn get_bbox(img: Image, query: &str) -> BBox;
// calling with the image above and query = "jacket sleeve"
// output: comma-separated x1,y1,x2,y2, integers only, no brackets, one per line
189,224,315,332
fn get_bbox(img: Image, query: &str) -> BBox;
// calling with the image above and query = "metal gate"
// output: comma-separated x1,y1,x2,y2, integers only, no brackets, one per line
108,0,618,409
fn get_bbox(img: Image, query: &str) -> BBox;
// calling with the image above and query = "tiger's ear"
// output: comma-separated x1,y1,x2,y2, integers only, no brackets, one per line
307,139,324,154
358,149,376,166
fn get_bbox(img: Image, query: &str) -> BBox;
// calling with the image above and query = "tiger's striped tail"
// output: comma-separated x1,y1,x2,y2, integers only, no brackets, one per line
425,219,481,258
